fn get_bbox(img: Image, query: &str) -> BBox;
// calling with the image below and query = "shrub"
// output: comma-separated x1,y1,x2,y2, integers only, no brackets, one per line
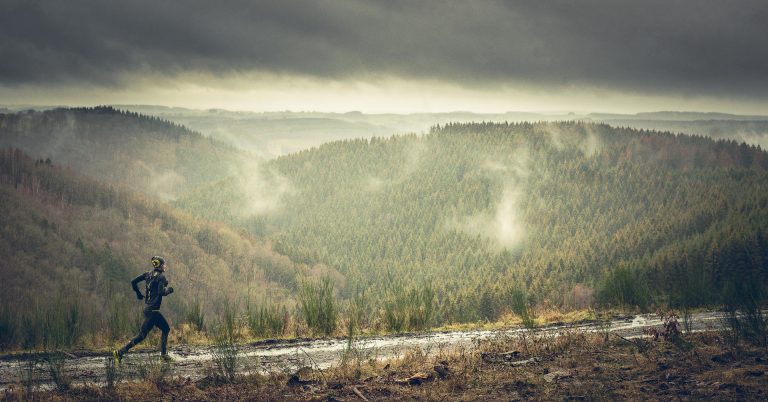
104,355,122,391
0,306,15,351
18,358,40,397
43,299,80,349
299,277,337,336
597,264,650,311
383,283,435,333
19,308,43,350
721,279,767,347
644,311,686,349
247,302,287,338
218,299,240,343
185,300,205,332
211,336,240,383
136,354,171,388
383,294,407,333
44,351,72,392
407,285,435,331
210,299,242,383
510,286,535,329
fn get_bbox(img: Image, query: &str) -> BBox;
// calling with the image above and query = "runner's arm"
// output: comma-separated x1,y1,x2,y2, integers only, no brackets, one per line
131,273,145,299
162,276,174,296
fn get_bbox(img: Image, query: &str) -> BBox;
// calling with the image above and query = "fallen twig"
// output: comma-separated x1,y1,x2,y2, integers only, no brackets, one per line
352,385,369,401
611,333,647,353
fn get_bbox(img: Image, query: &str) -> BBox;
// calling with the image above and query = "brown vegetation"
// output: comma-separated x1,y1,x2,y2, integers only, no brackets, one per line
5,330,767,401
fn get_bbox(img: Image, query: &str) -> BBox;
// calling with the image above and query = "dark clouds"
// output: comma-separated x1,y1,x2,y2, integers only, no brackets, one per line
1,0,767,98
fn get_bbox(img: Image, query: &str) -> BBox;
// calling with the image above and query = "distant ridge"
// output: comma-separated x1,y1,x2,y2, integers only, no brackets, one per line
590,111,768,121
0,106,245,199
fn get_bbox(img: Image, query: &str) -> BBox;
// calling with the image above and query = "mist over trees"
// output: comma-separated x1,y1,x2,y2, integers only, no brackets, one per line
0,107,243,200
1,109,767,351
180,121,768,324
0,135,301,351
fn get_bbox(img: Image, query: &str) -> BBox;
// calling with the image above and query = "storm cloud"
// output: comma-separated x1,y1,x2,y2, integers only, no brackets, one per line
1,0,767,99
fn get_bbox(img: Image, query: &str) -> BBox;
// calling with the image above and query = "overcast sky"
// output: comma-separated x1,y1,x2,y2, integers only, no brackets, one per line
1,0,767,113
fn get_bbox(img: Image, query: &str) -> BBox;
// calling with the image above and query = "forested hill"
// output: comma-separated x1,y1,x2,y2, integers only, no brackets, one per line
0,147,306,350
178,122,768,324
0,107,245,200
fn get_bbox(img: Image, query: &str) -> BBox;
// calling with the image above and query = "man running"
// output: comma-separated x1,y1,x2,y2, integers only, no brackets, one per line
114,255,175,363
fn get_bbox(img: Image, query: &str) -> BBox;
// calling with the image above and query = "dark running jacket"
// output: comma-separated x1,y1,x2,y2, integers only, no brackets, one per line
131,269,171,312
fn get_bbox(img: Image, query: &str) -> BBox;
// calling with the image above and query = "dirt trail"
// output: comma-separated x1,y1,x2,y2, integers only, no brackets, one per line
0,311,725,390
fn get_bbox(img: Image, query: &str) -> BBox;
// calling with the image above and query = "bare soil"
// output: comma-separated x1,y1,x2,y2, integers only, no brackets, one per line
4,329,767,401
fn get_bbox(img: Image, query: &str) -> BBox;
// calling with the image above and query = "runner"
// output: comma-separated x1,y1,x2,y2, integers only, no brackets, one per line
113,256,175,363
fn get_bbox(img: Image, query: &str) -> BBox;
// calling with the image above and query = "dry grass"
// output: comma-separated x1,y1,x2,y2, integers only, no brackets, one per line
6,330,768,401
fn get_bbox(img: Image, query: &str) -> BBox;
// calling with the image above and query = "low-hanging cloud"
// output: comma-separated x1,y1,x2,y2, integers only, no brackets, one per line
364,136,426,192
234,158,293,216
540,123,603,157
1,0,767,101
134,161,184,201
447,150,530,249
448,186,525,250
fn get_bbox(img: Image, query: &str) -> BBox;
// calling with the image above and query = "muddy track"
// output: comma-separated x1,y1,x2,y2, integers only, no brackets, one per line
0,311,727,390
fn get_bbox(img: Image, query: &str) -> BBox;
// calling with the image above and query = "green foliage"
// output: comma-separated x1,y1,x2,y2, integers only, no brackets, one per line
510,286,535,329
216,299,240,344
211,337,240,383
0,306,14,350
383,283,435,332
4,113,768,346
382,296,406,333
347,288,370,335
0,147,301,351
42,297,80,350
185,300,206,332
18,308,43,350
183,121,768,326
299,277,337,336
246,302,287,338
107,292,141,342
720,237,767,346
212,299,241,383
0,107,242,199
597,265,650,311
8,299,83,351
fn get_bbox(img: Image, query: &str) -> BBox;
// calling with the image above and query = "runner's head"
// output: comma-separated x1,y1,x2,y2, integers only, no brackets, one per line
151,256,166,271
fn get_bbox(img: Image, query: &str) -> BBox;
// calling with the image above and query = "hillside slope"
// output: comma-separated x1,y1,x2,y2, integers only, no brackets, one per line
178,122,768,324
0,148,303,351
0,107,247,200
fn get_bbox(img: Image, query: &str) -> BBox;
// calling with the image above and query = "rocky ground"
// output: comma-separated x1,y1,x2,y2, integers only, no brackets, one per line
4,327,767,401
0,310,728,392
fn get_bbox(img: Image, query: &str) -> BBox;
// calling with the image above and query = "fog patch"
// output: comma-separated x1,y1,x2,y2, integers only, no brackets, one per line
135,160,184,201
235,158,293,216
580,127,603,157
481,154,530,180
45,112,79,158
362,135,426,192
207,125,262,155
543,124,567,151
542,123,603,157
365,176,386,192
733,131,768,150
447,186,524,249
447,153,529,249
403,138,428,175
